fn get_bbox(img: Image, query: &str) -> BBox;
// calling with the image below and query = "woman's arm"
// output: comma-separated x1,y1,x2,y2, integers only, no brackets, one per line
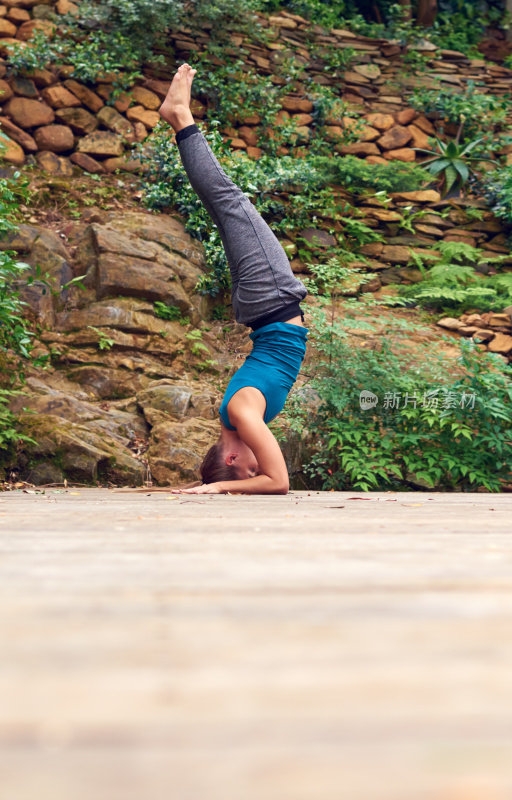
175,411,290,495
175,473,287,494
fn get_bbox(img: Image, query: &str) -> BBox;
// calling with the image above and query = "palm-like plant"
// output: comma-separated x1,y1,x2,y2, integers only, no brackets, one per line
414,121,495,197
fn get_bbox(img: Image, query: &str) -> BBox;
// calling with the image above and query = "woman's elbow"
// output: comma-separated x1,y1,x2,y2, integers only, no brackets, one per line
262,474,289,494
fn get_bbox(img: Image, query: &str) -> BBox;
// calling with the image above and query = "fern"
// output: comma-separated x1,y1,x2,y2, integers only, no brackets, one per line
478,253,509,267
395,236,512,313
484,273,512,291
436,240,481,263
407,248,439,278
482,272,512,303
399,283,501,312
427,263,477,286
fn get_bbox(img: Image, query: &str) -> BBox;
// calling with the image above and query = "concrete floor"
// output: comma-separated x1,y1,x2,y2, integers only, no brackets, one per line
0,488,512,800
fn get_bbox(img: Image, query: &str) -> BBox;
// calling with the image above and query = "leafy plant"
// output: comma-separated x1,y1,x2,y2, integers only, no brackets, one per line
285,269,512,492
192,46,283,146
212,304,230,320
308,40,355,75
188,0,261,39
428,0,505,55
0,169,48,374
0,388,37,454
0,167,51,467
483,164,512,224
261,0,360,29
0,255,34,361
302,254,378,366
87,325,115,350
410,82,510,139
4,26,144,101
4,0,261,100
464,206,485,222
63,0,184,62
154,301,183,321
185,328,210,357
401,48,432,75
390,240,512,314
310,154,431,194
414,134,495,197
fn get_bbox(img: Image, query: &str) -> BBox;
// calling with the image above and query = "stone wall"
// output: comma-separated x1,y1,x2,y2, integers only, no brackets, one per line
1,3,511,307
1,4,512,172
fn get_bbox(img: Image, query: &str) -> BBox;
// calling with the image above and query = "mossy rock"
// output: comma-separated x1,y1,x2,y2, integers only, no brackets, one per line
18,413,145,485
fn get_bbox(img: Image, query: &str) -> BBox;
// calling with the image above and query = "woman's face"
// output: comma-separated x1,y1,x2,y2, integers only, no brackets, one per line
231,440,260,479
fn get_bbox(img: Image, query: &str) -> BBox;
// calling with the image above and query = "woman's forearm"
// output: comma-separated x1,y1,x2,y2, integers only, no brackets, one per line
218,474,289,495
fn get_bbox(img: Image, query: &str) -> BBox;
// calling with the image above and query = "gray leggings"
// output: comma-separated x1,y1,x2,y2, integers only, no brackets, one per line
176,125,307,326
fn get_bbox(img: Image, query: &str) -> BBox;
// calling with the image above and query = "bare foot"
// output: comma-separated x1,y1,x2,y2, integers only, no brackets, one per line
159,64,197,133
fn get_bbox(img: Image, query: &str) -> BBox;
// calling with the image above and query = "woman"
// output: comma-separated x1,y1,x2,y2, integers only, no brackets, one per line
159,64,308,495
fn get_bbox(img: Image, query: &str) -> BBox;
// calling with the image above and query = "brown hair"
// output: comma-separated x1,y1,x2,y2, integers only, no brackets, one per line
200,440,240,484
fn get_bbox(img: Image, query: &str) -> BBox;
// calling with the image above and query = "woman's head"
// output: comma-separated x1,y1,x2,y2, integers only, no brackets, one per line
200,440,239,484
200,435,260,484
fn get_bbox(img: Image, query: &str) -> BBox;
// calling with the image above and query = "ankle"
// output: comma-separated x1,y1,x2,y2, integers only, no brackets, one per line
168,104,195,133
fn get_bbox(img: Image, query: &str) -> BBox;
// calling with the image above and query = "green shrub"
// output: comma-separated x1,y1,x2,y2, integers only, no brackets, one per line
153,301,183,321
310,154,431,194
307,39,355,75
260,0,359,28
0,387,37,456
261,1,507,54
0,252,35,362
0,166,40,370
86,326,115,350
154,301,190,325
483,165,512,224
410,82,510,139
428,0,505,55
65,0,183,58
0,168,48,464
4,0,261,98
190,0,261,36
192,45,283,152
191,46,359,156
286,271,512,492
4,19,147,99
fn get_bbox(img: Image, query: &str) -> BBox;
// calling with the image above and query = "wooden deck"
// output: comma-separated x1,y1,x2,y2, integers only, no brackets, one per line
1,489,511,800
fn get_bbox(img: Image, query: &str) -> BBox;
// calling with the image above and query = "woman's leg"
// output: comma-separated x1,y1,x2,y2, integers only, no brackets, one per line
160,65,307,325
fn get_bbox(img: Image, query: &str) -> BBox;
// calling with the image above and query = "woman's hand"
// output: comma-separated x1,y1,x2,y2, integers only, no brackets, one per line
171,483,223,494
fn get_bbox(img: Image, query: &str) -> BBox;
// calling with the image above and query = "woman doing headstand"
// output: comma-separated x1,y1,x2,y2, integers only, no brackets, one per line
159,64,308,495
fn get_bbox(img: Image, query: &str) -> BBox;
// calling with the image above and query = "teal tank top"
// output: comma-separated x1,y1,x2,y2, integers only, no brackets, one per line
219,322,308,431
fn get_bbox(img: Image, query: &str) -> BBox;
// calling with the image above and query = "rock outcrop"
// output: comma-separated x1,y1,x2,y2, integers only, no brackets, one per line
1,209,232,486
